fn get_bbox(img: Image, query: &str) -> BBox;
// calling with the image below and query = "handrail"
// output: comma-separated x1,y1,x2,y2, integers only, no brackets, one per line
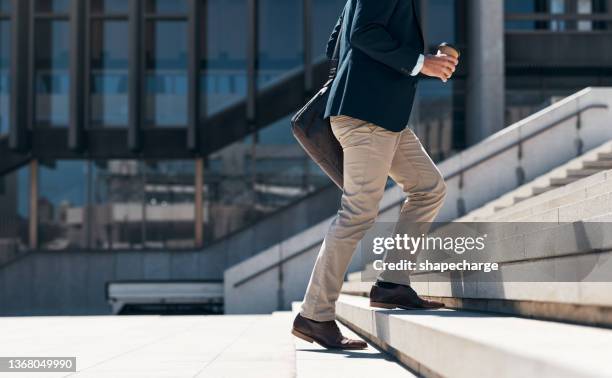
379,103,607,214
233,102,609,288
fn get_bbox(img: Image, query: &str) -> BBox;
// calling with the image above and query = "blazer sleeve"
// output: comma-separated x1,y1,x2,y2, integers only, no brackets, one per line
325,8,345,60
349,0,422,76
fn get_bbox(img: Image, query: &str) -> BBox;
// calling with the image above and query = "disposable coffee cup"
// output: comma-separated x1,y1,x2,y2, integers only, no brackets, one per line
437,42,460,59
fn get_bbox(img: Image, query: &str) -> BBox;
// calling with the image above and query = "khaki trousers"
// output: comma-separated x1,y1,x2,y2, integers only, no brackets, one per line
300,115,447,321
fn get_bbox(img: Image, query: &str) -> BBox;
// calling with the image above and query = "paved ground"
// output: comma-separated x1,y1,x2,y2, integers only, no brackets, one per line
0,312,410,378
0,314,294,378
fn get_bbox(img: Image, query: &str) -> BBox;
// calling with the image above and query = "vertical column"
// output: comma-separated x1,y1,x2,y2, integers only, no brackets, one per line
69,0,85,150
466,0,505,145
29,159,38,250
9,0,29,151
194,158,204,247
246,0,258,125
187,0,201,151
303,0,313,96
128,0,142,151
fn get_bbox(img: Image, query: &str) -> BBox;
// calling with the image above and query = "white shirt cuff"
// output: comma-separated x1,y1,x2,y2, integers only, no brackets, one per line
410,54,425,76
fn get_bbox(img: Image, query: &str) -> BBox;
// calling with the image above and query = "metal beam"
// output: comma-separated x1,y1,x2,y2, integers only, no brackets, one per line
9,0,29,151
28,159,38,250
187,0,201,151
194,158,204,247
246,0,258,124
69,0,85,150
128,0,142,151
303,0,313,95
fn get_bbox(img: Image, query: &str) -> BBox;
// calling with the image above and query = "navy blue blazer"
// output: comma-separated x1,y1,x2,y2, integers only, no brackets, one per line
324,0,425,132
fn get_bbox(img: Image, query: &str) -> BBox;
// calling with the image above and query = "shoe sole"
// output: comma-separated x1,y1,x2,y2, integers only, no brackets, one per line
370,301,444,310
291,328,367,350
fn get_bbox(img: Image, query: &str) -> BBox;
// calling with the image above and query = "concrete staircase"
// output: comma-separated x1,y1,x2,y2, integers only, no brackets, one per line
335,295,612,378
461,140,612,220
335,170,612,377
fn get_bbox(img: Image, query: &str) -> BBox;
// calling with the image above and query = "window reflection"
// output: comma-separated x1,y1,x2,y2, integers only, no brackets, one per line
0,20,10,135
413,81,457,161
145,21,188,127
258,0,303,87
37,159,196,251
202,0,248,115
426,0,456,46
90,20,129,127
142,161,195,249
35,19,70,127
39,161,88,250
91,160,144,250
203,115,328,244
312,0,346,57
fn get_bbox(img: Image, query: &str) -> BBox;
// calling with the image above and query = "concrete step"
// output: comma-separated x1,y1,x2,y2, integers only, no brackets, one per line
597,152,612,160
336,294,612,378
532,185,555,196
290,303,414,377
566,168,603,177
583,160,612,169
549,176,582,186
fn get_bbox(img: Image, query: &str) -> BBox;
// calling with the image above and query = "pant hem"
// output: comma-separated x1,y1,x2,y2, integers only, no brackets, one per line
299,309,336,322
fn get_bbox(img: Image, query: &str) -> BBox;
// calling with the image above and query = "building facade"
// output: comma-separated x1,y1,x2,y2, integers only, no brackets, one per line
0,0,611,255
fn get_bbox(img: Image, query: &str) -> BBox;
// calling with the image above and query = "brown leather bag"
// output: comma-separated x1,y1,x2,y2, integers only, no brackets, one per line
291,22,343,189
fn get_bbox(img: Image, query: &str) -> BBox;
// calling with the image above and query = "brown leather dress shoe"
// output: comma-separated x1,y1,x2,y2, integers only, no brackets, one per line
370,282,445,310
292,314,367,350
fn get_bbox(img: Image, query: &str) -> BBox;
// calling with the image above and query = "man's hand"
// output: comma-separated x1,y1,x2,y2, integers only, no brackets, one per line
420,54,458,83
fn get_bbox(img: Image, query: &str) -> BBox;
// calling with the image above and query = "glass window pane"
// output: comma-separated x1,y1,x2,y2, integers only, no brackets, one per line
90,20,129,127
427,0,456,45
0,166,30,256
91,0,129,13
91,160,145,250
89,160,196,250
312,0,346,57
258,0,303,87
146,0,187,14
202,0,247,115
143,161,195,249
35,20,70,127
39,161,88,250
0,20,10,135
203,115,330,246
412,81,456,161
145,21,188,127
0,0,11,13
35,0,70,13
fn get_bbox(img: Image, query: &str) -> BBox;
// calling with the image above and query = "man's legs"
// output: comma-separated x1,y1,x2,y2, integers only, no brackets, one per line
300,115,400,321
377,127,447,286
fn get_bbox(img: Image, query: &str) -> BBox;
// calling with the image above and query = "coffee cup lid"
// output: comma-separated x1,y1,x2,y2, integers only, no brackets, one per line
438,42,460,57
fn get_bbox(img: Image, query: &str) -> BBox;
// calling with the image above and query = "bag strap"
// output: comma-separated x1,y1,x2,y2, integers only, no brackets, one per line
328,16,344,80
